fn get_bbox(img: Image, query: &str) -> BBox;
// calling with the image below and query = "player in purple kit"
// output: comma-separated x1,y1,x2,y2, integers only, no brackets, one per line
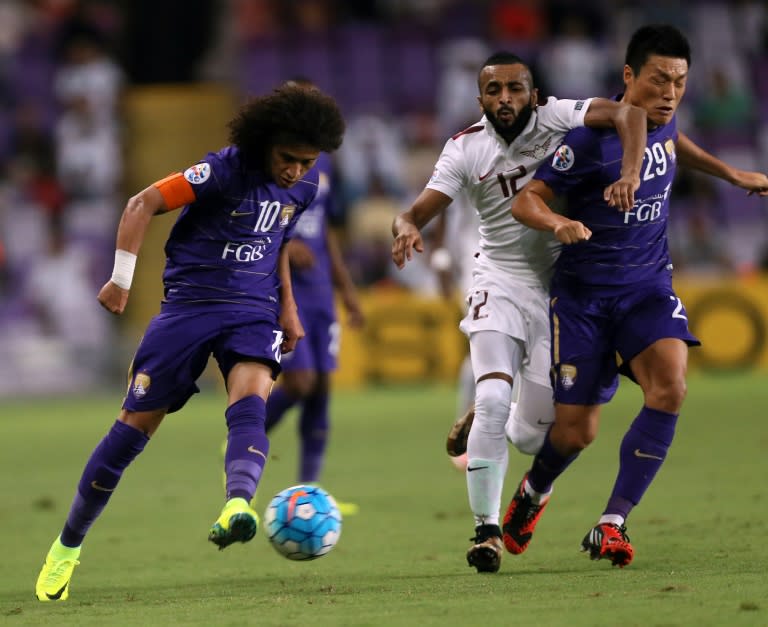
35,84,346,601
264,148,364,512
505,24,768,567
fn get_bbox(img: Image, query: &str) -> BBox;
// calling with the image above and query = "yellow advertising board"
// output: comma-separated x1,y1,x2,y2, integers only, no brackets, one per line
333,276,768,389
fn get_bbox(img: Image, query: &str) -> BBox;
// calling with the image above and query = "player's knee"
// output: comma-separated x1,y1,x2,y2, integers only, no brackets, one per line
281,371,317,399
646,377,687,413
506,417,546,455
474,377,513,429
552,421,596,455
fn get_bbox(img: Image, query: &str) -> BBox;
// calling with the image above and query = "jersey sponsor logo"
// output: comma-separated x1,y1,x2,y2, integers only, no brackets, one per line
221,241,267,262
575,100,585,111
132,372,151,399
183,162,211,185
551,145,575,171
622,184,671,224
559,364,577,390
279,204,296,227
429,167,439,183
520,136,553,160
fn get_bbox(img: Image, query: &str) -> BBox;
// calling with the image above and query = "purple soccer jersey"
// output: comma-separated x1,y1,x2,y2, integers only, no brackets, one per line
534,112,700,404
162,146,319,317
123,146,319,412
281,153,339,374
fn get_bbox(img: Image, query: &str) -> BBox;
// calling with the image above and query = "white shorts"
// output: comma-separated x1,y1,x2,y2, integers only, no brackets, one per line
459,266,551,388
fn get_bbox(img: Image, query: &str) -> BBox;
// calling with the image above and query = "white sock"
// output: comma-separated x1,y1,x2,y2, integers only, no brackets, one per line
467,458,505,527
598,514,625,527
523,477,552,505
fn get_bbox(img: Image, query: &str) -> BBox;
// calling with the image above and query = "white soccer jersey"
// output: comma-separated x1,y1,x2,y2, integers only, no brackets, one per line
426,96,592,287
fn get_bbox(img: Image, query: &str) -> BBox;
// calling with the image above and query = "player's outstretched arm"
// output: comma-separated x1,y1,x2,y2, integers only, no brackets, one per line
512,179,592,244
583,98,647,210
98,185,168,315
677,131,768,196
391,188,452,269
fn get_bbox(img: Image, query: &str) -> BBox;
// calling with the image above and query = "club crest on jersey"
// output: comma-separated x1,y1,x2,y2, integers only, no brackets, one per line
665,139,676,162
552,145,575,171
280,204,296,227
521,136,553,160
183,162,211,185
132,373,151,399
559,364,577,390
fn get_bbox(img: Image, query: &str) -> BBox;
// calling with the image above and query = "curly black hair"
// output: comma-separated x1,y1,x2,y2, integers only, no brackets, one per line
228,84,345,169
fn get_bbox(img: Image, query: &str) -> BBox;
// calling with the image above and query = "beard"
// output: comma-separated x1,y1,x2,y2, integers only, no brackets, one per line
485,103,534,142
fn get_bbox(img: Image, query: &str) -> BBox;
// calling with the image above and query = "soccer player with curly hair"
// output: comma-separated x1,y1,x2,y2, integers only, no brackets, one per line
35,84,345,601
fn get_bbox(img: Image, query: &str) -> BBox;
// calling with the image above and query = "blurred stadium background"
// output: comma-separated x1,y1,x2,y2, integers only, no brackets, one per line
1,0,768,397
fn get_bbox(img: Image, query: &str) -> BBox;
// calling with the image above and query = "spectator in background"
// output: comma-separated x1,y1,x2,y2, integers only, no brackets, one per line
24,212,111,366
693,67,756,135
537,13,609,100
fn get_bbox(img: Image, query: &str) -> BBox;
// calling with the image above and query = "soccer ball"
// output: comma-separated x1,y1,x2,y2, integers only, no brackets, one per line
264,484,342,560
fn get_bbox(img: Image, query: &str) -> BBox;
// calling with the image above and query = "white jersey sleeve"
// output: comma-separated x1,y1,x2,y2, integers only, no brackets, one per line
535,96,593,134
424,132,473,200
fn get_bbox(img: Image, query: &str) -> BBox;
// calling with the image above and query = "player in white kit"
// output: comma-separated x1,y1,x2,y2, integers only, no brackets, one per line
391,52,647,573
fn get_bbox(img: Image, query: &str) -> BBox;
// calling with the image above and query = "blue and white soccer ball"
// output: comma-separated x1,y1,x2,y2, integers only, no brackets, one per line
264,484,342,560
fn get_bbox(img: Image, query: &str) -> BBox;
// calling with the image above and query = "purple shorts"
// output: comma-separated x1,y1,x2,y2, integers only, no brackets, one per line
123,309,283,413
550,284,700,405
280,306,339,374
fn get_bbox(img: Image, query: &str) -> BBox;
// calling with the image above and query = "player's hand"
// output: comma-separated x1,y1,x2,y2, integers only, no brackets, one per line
553,220,592,244
286,239,315,269
391,223,424,269
279,306,305,354
342,292,365,329
97,281,129,314
603,174,640,211
731,170,768,196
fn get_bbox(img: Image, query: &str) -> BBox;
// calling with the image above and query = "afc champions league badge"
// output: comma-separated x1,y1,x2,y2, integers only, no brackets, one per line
552,145,575,171
183,162,211,185
559,364,577,390
132,373,151,399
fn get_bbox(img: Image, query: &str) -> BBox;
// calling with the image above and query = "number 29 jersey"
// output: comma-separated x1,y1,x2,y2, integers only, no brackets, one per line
426,97,592,287
535,112,678,295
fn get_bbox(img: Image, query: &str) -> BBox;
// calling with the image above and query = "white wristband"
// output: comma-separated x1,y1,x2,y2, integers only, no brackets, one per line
430,247,452,272
111,249,137,290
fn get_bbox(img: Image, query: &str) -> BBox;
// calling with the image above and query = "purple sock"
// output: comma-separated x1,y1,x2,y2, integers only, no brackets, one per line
60,421,149,547
225,395,269,501
265,386,298,432
298,390,329,483
603,406,678,520
527,428,579,494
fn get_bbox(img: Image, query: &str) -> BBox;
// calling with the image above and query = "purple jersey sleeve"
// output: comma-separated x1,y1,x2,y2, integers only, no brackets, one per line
535,118,679,294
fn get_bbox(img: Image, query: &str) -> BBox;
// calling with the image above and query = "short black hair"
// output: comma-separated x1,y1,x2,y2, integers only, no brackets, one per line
477,51,533,91
625,24,691,75
229,84,345,169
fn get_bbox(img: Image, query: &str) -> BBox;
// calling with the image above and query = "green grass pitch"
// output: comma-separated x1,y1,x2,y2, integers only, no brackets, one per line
1,372,766,626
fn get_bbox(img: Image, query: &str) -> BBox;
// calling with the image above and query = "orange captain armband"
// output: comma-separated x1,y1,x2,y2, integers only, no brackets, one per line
153,172,196,210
